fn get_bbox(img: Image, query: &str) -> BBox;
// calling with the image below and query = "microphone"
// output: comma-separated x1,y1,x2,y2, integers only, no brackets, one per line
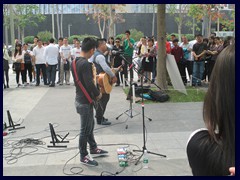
112,50,124,55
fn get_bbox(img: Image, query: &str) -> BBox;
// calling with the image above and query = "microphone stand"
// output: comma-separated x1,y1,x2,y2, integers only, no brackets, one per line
119,54,166,164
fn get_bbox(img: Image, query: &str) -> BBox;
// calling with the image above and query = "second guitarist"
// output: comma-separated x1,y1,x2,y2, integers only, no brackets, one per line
91,38,117,126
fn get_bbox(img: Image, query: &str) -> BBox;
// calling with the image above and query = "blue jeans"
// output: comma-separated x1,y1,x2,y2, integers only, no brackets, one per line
47,64,57,85
192,61,204,85
75,101,97,159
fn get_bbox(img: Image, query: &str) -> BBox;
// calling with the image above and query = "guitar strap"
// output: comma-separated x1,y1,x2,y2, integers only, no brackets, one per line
72,59,93,104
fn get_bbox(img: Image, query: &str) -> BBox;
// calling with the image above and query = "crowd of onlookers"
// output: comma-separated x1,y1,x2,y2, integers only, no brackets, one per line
3,32,235,89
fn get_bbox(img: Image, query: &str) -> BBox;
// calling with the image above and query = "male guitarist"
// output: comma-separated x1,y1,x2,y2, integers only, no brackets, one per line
92,38,117,125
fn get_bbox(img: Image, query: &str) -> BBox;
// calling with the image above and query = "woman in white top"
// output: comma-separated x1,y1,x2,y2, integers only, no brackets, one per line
12,44,24,87
3,44,10,88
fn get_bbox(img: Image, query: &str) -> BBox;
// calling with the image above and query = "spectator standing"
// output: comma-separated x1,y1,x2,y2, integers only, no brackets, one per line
12,44,24,87
3,44,10,88
192,34,207,86
22,43,34,85
123,30,135,83
59,37,72,85
32,39,47,86
44,38,59,87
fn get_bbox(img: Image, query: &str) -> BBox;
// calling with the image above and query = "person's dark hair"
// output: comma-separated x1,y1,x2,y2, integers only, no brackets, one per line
172,39,179,43
37,39,42,42
96,38,106,48
49,38,55,43
108,37,114,45
203,44,235,175
148,38,154,44
203,38,209,44
223,36,234,48
23,43,28,46
81,37,96,52
58,37,63,41
125,30,130,35
196,34,203,37
73,37,78,41
115,37,121,41
14,43,22,57
34,36,39,39
171,34,176,37
211,32,216,37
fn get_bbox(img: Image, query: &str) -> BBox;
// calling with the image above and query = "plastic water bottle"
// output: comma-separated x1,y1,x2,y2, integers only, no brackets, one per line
143,150,148,168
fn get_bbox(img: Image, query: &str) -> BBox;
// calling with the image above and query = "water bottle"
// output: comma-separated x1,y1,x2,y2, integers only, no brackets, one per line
143,150,148,168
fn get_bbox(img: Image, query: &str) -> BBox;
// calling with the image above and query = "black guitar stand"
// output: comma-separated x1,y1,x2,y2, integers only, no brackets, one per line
47,123,69,148
5,110,25,131
115,55,152,129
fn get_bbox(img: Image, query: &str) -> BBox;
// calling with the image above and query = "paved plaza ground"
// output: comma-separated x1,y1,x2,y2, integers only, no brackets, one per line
3,67,205,176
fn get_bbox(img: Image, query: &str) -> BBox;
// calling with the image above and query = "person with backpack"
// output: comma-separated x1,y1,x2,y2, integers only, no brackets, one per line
22,43,34,85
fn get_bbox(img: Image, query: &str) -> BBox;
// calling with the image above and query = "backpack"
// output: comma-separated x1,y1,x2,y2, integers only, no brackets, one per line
149,90,169,102
24,51,32,64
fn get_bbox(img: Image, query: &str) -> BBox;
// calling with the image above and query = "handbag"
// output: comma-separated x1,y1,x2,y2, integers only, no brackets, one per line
64,60,70,71
13,62,21,71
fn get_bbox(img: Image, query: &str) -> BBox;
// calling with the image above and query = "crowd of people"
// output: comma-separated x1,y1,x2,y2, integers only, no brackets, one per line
3,30,235,173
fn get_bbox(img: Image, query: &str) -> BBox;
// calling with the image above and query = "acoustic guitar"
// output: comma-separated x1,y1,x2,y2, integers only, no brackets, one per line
97,65,122,94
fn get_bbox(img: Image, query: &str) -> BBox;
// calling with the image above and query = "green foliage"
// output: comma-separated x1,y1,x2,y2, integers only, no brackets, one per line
37,31,53,43
184,34,195,41
14,4,46,28
115,34,124,40
68,35,99,44
24,36,34,44
129,29,144,42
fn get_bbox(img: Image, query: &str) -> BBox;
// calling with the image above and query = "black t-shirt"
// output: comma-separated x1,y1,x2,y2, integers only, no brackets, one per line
71,57,100,104
192,43,208,61
187,129,231,176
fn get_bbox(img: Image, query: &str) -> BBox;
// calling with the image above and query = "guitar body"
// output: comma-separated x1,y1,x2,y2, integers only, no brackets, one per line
97,72,113,94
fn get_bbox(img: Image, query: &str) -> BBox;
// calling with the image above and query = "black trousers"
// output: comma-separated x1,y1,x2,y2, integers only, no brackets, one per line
95,93,110,123
16,70,25,84
3,69,9,86
36,64,47,85
24,63,33,83
177,62,187,84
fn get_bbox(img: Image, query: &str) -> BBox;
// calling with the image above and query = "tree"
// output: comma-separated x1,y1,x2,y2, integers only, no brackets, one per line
86,4,125,38
56,4,60,38
186,5,202,35
167,4,189,42
157,4,167,91
188,4,223,37
61,4,63,37
12,4,46,43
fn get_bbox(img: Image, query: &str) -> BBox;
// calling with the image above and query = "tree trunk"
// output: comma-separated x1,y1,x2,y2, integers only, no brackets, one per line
10,4,15,55
21,28,24,44
108,4,114,38
152,4,155,36
52,4,55,39
61,4,63,37
17,26,20,41
192,18,195,35
98,16,105,38
5,25,9,48
178,24,182,43
56,4,60,38
207,13,212,37
157,4,167,91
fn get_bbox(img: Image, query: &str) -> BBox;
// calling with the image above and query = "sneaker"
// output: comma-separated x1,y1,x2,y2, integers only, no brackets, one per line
90,148,108,156
98,119,111,125
80,155,98,166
